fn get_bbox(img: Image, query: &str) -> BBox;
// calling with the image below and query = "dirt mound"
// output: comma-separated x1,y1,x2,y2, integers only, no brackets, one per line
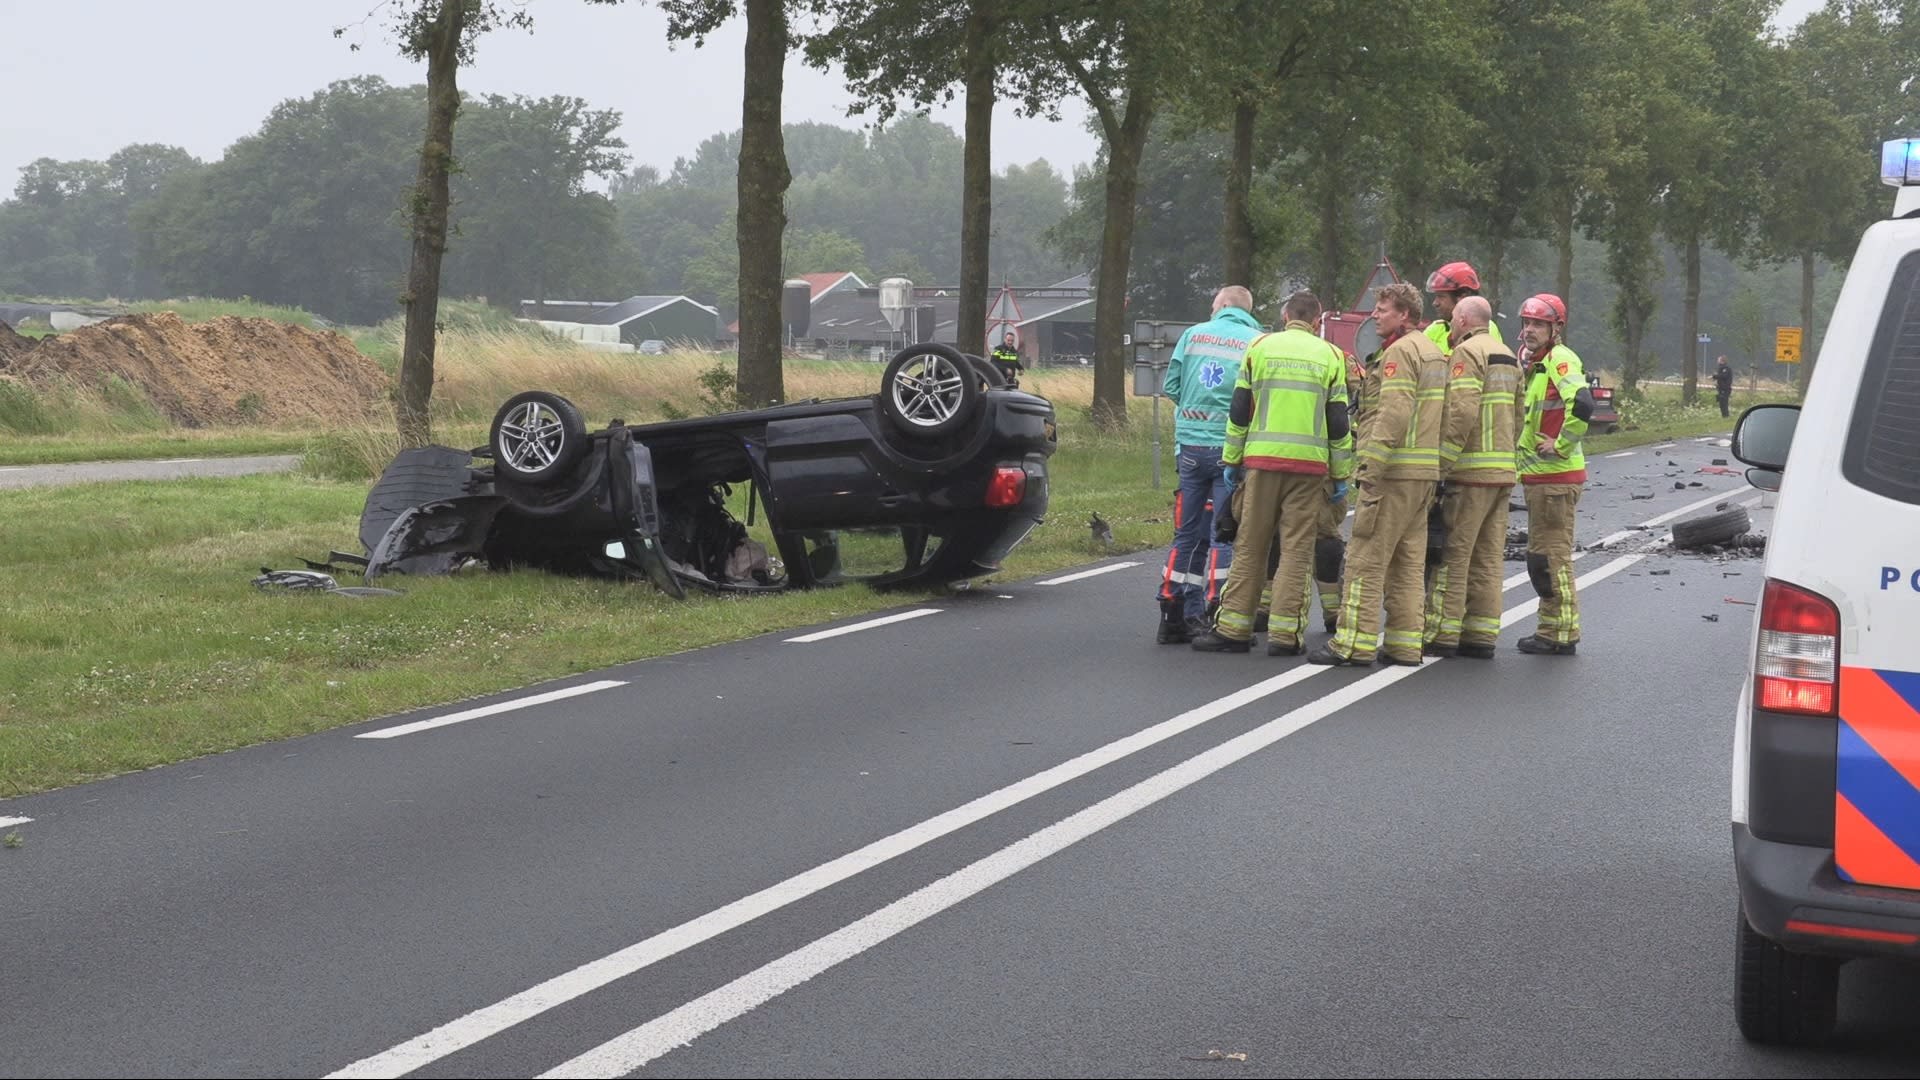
0,312,389,426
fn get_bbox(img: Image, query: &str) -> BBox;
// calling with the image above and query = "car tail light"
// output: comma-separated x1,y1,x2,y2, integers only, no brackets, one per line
1594,387,1612,400
985,465,1026,508
1756,579,1840,716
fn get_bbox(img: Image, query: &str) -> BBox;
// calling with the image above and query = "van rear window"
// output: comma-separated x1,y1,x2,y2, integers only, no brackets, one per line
1844,250,1920,504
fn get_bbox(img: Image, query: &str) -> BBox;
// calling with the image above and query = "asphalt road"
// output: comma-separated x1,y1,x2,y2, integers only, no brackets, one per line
0,454,301,489
3,433,1914,1079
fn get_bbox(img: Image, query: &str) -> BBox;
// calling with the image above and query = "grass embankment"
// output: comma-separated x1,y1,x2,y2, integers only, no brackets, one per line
0,390,1170,800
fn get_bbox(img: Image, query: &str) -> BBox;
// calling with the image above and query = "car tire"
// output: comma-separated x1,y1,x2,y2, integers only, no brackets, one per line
965,351,1009,390
490,390,588,484
881,343,982,439
1734,904,1839,1046
1672,506,1751,549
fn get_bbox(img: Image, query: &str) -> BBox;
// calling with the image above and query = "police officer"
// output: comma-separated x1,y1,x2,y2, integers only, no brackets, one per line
1424,296,1523,659
1714,355,1735,417
1191,290,1351,655
1156,286,1264,643
1515,293,1594,655
990,331,1024,385
1424,261,1505,356
1310,282,1448,667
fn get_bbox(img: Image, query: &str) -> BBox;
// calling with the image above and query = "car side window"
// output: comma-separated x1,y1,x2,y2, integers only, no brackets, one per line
1843,250,1920,505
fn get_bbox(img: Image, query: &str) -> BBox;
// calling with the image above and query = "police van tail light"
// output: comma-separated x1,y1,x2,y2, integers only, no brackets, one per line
1757,579,1840,717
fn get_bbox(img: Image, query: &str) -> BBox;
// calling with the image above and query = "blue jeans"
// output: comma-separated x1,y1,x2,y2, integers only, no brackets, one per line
1159,444,1235,622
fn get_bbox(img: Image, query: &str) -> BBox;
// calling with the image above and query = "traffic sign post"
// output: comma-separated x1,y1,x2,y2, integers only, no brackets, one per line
1775,326,1803,364
1131,319,1195,490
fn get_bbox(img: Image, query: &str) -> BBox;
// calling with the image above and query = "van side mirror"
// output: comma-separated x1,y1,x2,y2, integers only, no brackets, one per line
1732,403,1799,473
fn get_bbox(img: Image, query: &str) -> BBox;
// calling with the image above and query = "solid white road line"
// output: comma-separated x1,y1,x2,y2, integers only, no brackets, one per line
1638,486,1754,529
1606,451,1637,459
1035,561,1143,586
354,680,628,740
784,608,941,642
153,458,203,464
324,663,1336,1079
541,554,1651,1078
0,816,32,829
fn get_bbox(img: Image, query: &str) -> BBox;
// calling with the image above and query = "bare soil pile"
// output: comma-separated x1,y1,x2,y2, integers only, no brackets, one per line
0,313,388,426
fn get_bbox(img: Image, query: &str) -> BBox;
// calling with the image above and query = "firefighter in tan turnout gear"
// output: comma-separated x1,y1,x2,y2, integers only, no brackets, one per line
1422,296,1523,659
1309,283,1449,667
1515,293,1595,655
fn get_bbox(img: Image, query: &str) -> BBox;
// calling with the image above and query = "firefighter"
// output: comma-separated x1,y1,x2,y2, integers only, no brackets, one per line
1515,293,1595,655
989,331,1024,385
1155,286,1264,643
1423,296,1523,659
1191,290,1351,655
1309,282,1448,667
1423,261,1505,357
1312,350,1366,633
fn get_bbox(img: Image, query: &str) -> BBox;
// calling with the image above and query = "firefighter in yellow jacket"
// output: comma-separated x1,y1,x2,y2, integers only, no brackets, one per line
1190,290,1352,655
1423,296,1523,659
1515,293,1595,655
1309,282,1448,667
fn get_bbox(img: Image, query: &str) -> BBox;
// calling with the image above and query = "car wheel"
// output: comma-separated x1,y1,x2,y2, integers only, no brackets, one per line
1672,506,1751,549
1734,904,1839,1045
881,343,982,438
965,351,1009,390
490,390,588,483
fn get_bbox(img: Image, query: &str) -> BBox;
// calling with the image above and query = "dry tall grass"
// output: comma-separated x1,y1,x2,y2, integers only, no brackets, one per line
306,329,1107,480
420,328,1102,423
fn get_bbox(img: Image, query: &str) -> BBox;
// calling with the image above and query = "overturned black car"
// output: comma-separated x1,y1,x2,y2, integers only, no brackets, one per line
353,343,1057,597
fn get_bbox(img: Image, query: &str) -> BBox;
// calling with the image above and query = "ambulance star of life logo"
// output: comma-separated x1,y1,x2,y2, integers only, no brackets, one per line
1199,359,1227,389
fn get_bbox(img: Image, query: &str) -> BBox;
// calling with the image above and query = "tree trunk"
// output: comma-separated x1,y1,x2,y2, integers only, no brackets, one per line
735,0,790,408
1554,191,1574,310
1223,97,1256,288
1485,231,1509,321
1800,249,1816,393
1681,232,1701,406
957,4,995,359
1315,161,1343,305
1091,87,1155,431
395,0,467,449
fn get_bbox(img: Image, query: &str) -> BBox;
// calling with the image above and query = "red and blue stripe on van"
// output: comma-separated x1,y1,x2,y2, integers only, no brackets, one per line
1836,666,1920,889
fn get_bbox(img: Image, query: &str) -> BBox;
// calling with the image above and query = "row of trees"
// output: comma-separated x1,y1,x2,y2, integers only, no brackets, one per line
7,0,1916,443
689,0,1918,423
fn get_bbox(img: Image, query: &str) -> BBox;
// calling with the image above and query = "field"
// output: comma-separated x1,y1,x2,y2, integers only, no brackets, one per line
0,297,1794,799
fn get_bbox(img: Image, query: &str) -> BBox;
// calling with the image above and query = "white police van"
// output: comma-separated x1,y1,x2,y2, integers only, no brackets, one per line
1727,138,1920,1044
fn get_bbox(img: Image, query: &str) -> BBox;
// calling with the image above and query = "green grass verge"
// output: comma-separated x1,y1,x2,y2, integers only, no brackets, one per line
0,430,322,466
0,404,1173,799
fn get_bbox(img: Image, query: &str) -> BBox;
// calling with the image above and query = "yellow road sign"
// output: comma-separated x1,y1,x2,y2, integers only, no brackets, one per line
1776,326,1803,363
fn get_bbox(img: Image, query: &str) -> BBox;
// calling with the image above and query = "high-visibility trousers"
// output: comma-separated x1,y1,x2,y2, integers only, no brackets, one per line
1424,483,1510,649
1215,470,1323,646
1329,479,1434,663
1524,483,1582,644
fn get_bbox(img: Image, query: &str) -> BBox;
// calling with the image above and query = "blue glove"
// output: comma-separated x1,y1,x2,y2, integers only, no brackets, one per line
1329,480,1349,503
1223,465,1243,495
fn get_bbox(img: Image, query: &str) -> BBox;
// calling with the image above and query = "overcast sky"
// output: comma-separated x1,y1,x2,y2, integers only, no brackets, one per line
1,0,1830,194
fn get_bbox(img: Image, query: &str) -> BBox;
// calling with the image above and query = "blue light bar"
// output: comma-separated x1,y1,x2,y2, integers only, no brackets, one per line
1883,138,1920,187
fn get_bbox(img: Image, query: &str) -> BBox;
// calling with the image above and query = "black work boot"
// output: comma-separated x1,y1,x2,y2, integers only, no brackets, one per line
1190,631,1251,653
1423,641,1458,658
1156,598,1192,644
1516,635,1577,656
1306,644,1366,667
1457,642,1497,660
1267,639,1304,657
1376,653,1423,667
